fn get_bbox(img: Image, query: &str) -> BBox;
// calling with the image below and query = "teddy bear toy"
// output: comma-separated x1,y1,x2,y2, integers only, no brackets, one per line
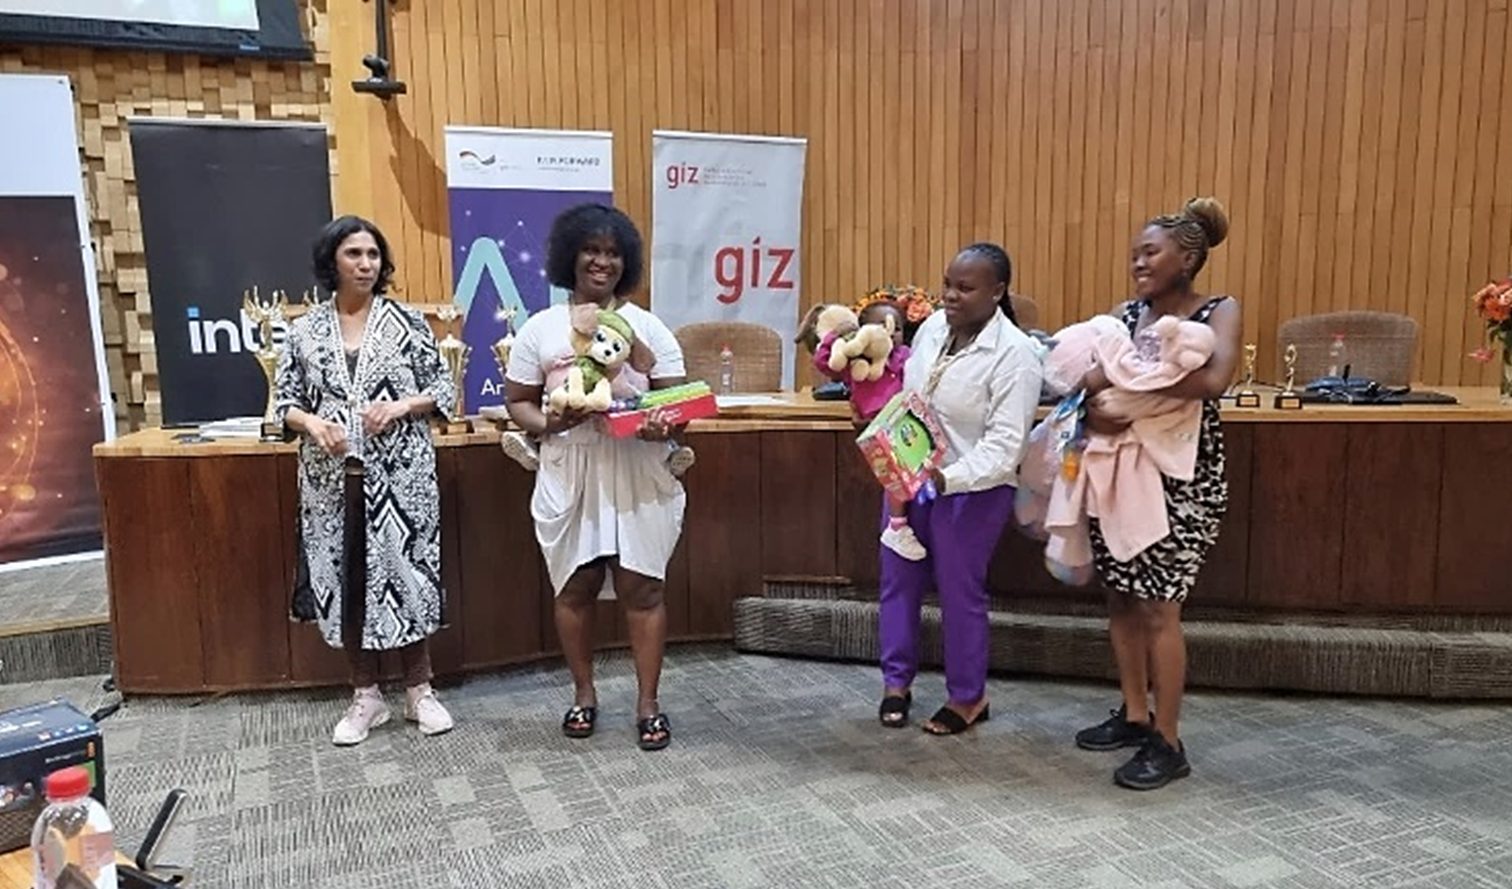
547,307,646,415
807,303,896,383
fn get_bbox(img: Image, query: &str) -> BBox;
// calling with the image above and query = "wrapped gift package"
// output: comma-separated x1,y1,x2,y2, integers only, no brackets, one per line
855,391,946,502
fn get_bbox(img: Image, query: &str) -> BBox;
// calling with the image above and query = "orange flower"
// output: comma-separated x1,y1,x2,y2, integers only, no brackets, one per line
1470,346,1495,362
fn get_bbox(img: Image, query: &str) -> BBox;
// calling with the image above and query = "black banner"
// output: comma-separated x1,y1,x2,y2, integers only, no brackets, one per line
131,119,330,426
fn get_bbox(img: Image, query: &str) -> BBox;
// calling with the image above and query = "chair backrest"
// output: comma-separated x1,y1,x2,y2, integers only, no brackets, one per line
1277,310,1419,386
1008,292,1040,331
674,321,784,392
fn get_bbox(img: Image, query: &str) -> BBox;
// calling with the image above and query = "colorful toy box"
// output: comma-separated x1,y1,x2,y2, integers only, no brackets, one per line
855,391,947,502
603,381,719,438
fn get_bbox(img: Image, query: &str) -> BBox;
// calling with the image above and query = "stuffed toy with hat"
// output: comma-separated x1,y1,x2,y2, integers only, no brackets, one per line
547,305,655,415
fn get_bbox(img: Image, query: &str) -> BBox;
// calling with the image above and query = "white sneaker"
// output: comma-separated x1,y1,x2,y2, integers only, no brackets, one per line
881,524,928,561
501,431,540,471
332,687,390,746
667,445,696,477
404,683,455,736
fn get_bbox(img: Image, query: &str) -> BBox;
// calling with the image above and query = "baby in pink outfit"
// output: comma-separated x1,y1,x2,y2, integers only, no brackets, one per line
809,300,924,561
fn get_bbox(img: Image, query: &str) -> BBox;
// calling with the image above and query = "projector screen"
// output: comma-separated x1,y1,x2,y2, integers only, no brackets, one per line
0,0,307,59
0,1,259,31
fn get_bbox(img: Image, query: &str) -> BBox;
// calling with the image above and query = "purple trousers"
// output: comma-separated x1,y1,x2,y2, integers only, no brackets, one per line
879,485,1015,705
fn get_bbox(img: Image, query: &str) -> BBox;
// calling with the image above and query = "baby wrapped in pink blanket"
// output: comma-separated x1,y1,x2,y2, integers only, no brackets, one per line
1016,314,1215,584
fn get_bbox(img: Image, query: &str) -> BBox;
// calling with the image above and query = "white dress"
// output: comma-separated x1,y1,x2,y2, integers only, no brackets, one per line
505,302,688,594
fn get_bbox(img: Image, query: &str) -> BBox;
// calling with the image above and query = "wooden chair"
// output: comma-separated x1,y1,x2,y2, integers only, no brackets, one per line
1008,292,1040,331
1277,310,1419,386
674,321,784,392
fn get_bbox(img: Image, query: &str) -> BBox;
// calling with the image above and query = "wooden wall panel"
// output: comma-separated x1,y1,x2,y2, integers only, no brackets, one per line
1435,423,1512,610
760,430,838,577
684,430,765,635
189,456,292,687
8,1,1511,434
97,457,203,691
1193,423,1254,606
1339,423,1443,609
1246,423,1348,610
330,0,1512,393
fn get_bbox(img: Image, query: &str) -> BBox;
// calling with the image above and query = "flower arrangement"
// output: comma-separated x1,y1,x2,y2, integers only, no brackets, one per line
853,285,938,325
1468,277,1512,403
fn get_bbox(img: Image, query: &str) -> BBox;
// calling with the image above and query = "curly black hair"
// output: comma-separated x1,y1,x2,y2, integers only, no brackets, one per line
545,203,644,296
312,215,396,295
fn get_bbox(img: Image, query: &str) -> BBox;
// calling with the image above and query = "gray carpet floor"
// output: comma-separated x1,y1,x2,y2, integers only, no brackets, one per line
2,648,1510,888
0,557,107,629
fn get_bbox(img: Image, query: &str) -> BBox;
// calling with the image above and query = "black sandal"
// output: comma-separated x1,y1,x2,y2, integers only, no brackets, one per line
921,703,990,736
637,713,671,751
878,692,912,728
562,705,596,739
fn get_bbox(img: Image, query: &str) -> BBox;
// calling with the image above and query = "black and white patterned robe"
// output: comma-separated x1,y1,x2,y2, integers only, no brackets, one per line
274,297,455,650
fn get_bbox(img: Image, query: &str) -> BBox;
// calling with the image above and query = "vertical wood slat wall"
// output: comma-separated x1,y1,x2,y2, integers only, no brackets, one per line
0,2,332,428
338,0,1512,387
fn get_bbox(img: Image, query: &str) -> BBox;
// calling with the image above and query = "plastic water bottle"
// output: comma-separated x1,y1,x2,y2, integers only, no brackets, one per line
718,343,735,394
1327,333,1347,378
32,766,117,889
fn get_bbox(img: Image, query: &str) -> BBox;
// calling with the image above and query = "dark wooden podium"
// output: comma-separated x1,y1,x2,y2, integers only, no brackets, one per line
94,390,1512,693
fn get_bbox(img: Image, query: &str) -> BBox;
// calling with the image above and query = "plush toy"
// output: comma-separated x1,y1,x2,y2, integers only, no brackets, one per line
547,306,653,415
802,303,896,383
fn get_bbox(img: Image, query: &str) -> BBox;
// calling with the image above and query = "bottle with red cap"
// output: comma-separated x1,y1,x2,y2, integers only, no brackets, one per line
31,766,117,889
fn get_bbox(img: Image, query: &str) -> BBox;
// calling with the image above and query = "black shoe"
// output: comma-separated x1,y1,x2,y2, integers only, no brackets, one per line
1113,733,1191,790
1074,705,1153,751
878,691,912,728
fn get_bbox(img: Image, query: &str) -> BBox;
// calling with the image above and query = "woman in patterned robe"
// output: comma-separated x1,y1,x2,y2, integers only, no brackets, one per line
275,216,457,746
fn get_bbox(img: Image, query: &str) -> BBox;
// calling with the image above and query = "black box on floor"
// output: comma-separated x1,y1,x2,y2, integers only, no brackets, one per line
0,700,105,853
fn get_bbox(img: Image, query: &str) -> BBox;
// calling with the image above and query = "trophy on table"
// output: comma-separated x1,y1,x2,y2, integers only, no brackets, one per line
490,306,518,378
478,306,518,428
1234,343,1262,408
435,304,472,434
242,287,289,442
1274,343,1303,410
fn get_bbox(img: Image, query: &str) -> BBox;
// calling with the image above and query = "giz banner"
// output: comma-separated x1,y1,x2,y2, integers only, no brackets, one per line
443,126,614,411
650,131,807,390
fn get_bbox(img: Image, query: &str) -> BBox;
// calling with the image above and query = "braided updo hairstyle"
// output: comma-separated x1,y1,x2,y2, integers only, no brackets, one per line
1146,197,1229,277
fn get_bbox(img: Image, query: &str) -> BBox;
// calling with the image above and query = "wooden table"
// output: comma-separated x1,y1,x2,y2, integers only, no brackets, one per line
0,848,133,888
94,389,1512,694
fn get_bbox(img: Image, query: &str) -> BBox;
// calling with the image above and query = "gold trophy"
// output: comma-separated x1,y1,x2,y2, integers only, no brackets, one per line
242,287,289,442
478,306,518,428
435,304,472,434
1234,343,1261,408
1274,343,1303,410
490,306,518,377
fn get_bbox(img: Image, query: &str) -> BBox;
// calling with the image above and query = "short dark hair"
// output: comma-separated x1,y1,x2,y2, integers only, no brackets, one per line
858,299,920,346
312,215,396,295
545,203,644,296
958,242,1017,325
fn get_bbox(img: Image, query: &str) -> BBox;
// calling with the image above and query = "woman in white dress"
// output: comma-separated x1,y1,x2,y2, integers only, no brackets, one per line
504,204,687,751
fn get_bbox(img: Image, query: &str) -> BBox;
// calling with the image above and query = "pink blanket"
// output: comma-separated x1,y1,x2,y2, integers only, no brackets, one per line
1016,315,1214,581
